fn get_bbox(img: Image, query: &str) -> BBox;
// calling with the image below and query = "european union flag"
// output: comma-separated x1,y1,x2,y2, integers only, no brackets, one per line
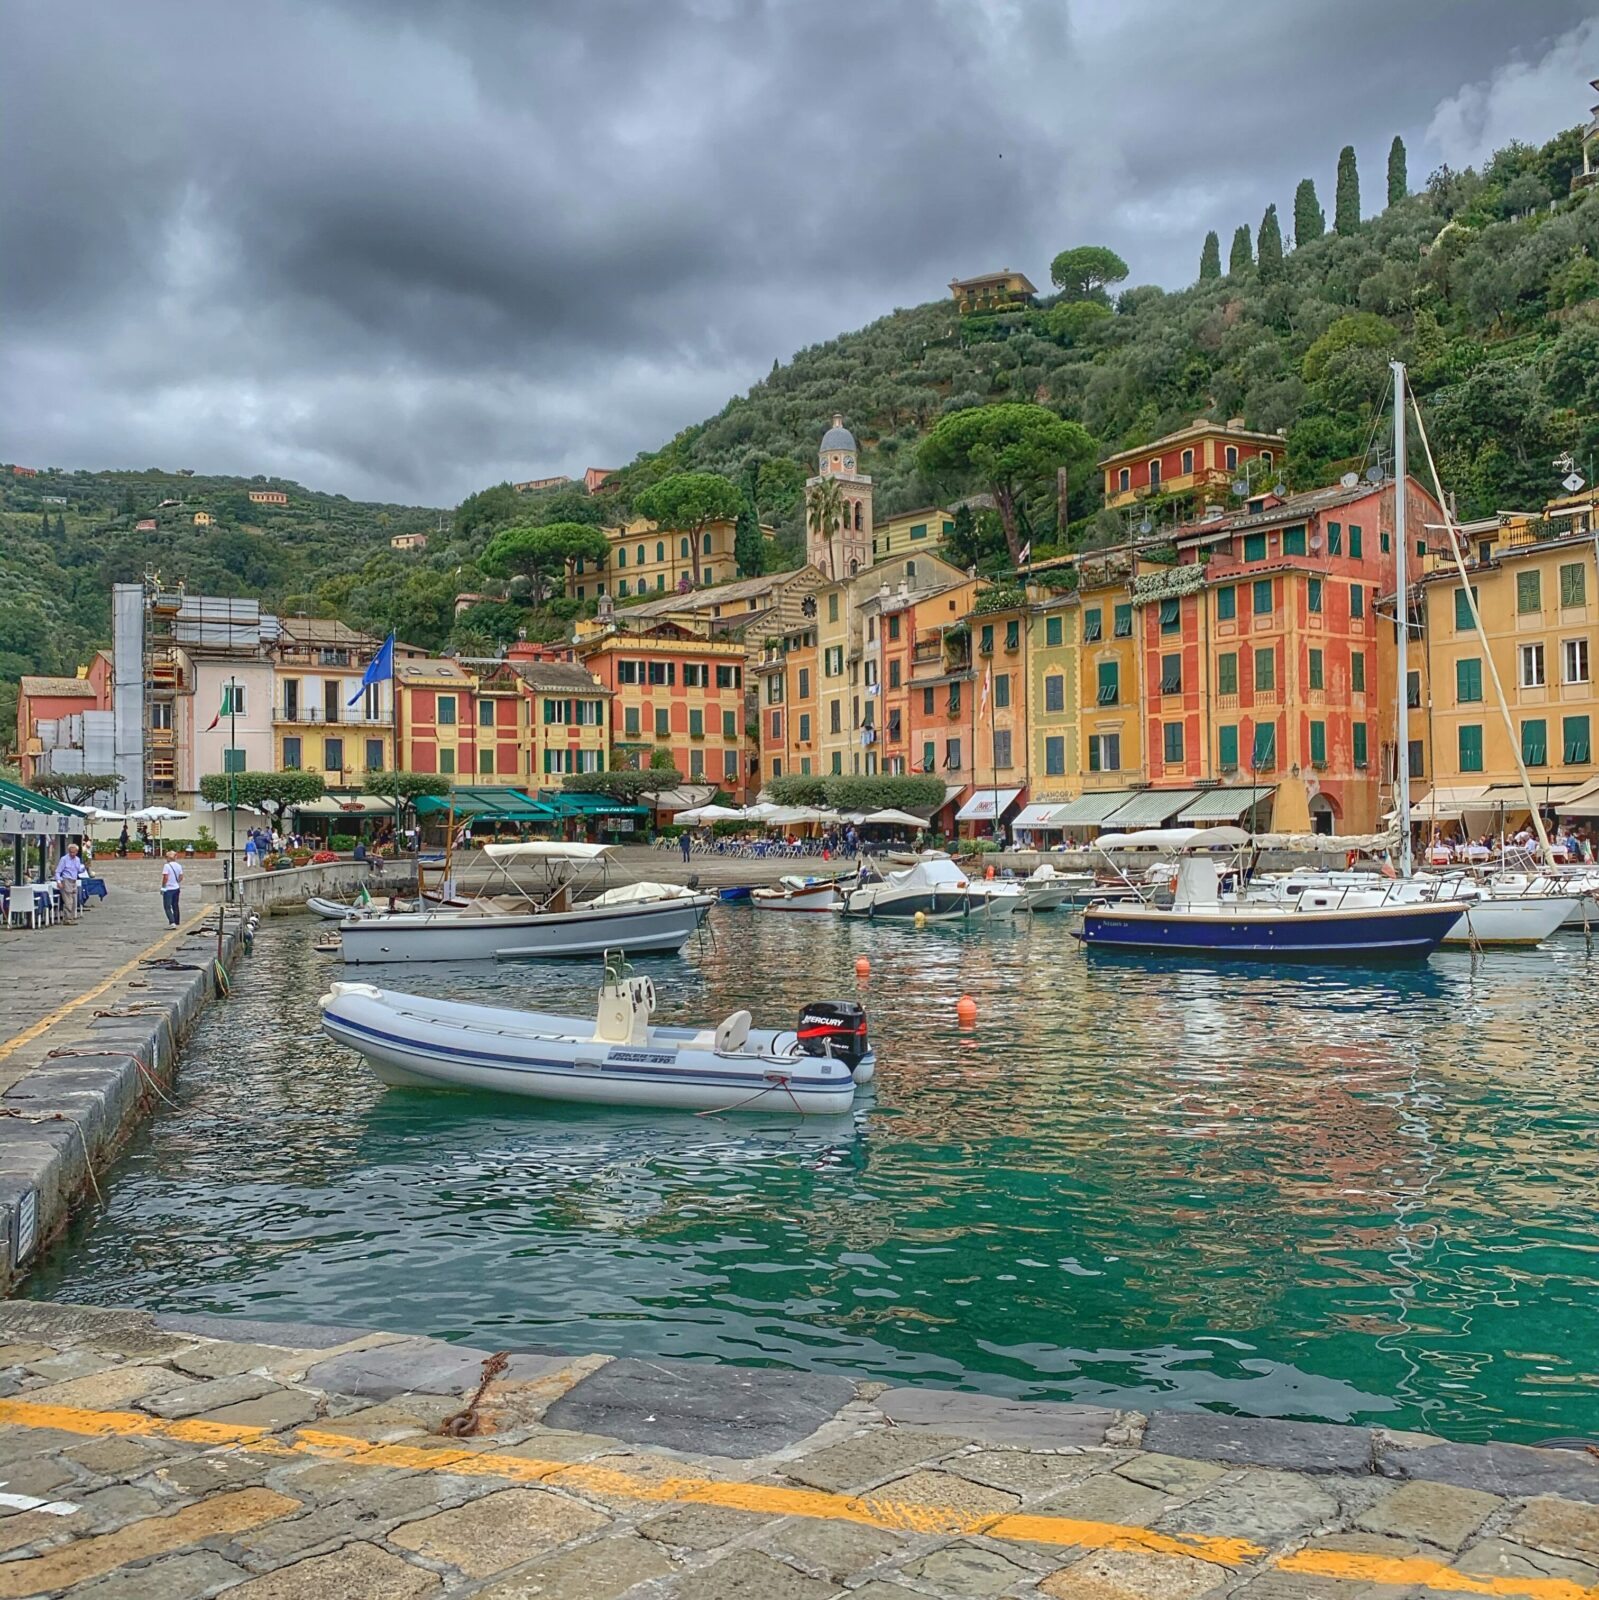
349,632,395,706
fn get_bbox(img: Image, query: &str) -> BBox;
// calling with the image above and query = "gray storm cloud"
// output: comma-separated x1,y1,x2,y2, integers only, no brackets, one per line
3,0,1594,504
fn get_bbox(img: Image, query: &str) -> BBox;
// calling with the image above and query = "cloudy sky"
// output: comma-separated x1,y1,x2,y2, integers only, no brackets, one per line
4,1,1596,508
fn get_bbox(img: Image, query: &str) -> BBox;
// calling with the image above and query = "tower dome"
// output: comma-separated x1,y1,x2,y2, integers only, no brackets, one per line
819,413,856,453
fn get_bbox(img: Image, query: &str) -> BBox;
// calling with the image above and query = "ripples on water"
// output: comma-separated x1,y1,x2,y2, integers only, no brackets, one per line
26,909,1599,1442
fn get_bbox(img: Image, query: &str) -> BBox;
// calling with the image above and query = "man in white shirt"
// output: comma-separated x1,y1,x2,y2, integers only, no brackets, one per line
55,842,87,923
160,852,183,927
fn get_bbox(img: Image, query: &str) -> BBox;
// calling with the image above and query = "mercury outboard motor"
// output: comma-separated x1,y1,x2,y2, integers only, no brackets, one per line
797,1001,869,1068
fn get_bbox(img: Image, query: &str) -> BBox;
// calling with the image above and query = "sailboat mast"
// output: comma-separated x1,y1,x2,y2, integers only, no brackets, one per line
1392,360,1413,878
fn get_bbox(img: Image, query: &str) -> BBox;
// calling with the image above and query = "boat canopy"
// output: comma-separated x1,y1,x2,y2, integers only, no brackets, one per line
886,855,970,888
1095,825,1253,852
481,841,614,862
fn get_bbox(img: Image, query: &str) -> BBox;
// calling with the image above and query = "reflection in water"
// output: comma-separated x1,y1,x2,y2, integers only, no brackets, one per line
26,910,1599,1441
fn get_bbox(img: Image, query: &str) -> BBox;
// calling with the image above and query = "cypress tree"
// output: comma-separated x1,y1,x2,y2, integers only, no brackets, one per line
1387,135,1407,206
1335,144,1360,235
55,512,67,539
1228,224,1252,276
1294,178,1325,244
1199,230,1221,280
1258,204,1283,282
733,489,765,578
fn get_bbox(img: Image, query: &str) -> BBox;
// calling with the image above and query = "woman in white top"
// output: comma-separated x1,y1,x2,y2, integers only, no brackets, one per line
160,852,183,927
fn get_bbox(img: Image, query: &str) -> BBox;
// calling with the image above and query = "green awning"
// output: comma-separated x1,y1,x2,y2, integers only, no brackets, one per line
412,787,557,821
0,777,87,817
1102,789,1204,828
1175,786,1275,824
1049,789,1137,826
538,791,649,818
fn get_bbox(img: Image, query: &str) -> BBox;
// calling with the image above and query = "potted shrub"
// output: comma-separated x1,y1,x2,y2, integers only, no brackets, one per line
193,825,218,859
311,849,337,864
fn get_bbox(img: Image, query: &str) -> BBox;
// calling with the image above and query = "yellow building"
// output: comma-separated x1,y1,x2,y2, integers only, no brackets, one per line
1027,591,1080,802
871,506,956,564
962,590,1033,832
193,511,213,526
1411,493,1599,828
273,618,393,786
568,516,773,601
752,622,819,781
948,271,1036,314
1099,417,1285,511
1073,548,1145,792
610,567,825,674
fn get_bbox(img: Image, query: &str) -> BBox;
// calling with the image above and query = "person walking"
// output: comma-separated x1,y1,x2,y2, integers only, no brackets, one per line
55,842,87,923
160,851,184,927
679,829,692,864
244,830,259,871
117,823,130,859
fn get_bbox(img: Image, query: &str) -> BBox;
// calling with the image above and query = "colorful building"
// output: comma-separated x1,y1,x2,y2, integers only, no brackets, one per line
1025,591,1080,806
567,515,760,601
501,649,610,782
15,670,110,785
753,622,819,781
247,489,288,506
1099,417,1285,512
615,567,825,672
959,591,1033,834
806,416,873,580
948,271,1036,314
273,618,393,786
577,620,751,796
871,506,956,565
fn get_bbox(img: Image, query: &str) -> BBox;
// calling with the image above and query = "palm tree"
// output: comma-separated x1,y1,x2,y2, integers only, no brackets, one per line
806,477,845,579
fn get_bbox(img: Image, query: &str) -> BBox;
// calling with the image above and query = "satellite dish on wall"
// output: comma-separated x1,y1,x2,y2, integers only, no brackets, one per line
1138,517,1152,534
1365,465,1383,483
1273,481,1287,497
1340,472,1360,489
1231,480,1248,497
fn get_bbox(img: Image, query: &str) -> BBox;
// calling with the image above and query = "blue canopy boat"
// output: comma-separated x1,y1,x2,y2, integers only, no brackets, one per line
1074,828,1465,963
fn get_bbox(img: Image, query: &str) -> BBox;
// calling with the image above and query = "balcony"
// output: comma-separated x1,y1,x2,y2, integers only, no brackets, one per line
277,706,388,726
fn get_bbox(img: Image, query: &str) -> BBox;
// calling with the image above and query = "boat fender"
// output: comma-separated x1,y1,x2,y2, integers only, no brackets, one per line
320,981,384,1009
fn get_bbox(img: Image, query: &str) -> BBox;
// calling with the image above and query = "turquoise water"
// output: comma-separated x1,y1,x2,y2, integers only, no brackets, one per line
26,910,1599,1443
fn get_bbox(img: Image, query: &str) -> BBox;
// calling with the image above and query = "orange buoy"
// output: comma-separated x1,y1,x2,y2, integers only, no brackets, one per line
854,956,871,978
984,864,996,880
956,994,978,1024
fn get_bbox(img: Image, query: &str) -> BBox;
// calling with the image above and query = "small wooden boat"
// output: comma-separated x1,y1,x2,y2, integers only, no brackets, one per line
752,874,850,913
319,954,874,1114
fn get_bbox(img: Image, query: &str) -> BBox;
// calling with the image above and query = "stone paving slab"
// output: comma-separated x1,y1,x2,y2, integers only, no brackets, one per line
0,1301,1594,1598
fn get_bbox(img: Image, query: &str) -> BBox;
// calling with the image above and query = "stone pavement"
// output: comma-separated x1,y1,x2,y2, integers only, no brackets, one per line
0,1302,1597,1598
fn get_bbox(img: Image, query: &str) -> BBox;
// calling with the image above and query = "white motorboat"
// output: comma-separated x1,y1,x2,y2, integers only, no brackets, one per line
965,878,1024,916
319,954,874,1114
337,843,714,965
1017,863,1076,912
844,854,971,920
752,874,850,913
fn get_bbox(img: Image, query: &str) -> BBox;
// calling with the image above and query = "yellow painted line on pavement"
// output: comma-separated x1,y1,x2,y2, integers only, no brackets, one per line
0,1487,296,1599
0,1397,1592,1598
0,909,214,1064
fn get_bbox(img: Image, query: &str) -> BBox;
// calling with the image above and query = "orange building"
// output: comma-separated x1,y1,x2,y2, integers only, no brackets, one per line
753,622,819,781
15,668,112,783
395,659,523,783
1100,417,1285,511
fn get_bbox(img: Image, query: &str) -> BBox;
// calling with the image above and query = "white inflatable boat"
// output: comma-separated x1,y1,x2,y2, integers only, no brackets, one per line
319,955,874,1115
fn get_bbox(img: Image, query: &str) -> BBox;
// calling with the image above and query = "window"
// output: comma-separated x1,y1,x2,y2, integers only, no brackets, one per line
365,738,384,773
822,646,842,678
1327,522,1342,556
1181,448,1194,474
796,666,810,698
948,682,961,714
618,578,629,596
636,544,645,564
1162,722,1184,764
827,592,838,623
1219,724,1239,770
1561,563,1587,608
1564,714,1591,764
1521,718,1548,766
1565,638,1590,684
1520,642,1546,688
1454,587,1477,630
151,701,173,731
1225,445,1239,470
1114,604,1133,637
979,623,994,654
437,695,456,725
1348,524,1363,559
909,522,928,541
1254,646,1276,691
1005,619,1020,651
616,547,626,568
830,750,842,774
648,660,672,687
680,663,703,688
619,660,639,685
690,748,705,778
722,709,737,740
689,708,704,738
318,735,343,772
478,747,494,775
1351,650,1366,692
888,660,901,689
1243,533,1266,562
1517,570,1542,613
716,664,741,688
1381,531,1391,554
1353,722,1368,769
1307,577,1322,614
1044,674,1064,713
703,532,713,554
1252,721,1276,769
1283,527,1306,556
1309,720,1326,766
1044,735,1065,776
223,683,247,716
1350,583,1365,619
1148,458,1161,490
1160,653,1181,694
282,736,302,770
888,614,901,641
992,728,1012,768
1458,724,1484,773
798,712,811,742
1308,648,1324,689
1409,740,1424,777
624,707,640,737
1083,608,1102,641
994,673,1011,708
946,736,962,770
656,708,670,737
1456,658,1483,703
920,687,934,717
1088,733,1120,772
1252,578,1273,615
1045,615,1063,647
1407,669,1421,708
1159,598,1179,634
1217,652,1239,695
1097,661,1119,704
1118,467,1130,493
1212,585,1236,624
474,698,494,727
440,747,456,775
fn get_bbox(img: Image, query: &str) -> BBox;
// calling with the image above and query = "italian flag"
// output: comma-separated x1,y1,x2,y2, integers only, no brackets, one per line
206,684,237,732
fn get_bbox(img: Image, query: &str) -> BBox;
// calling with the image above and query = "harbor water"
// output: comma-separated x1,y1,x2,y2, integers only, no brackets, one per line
25,909,1599,1445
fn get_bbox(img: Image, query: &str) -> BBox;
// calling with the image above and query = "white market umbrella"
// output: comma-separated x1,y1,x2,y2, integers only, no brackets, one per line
679,804,746,823
860,809,927,828
81,806,127,822
129,806,189,822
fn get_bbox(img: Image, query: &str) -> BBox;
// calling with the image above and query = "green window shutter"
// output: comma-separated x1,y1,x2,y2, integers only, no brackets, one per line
1252,578,1273,615
1350,583,1365,618
723,710,736,739
1353,722,1368,768
1307,577,1322,613
1521,719,1547,766
1458,724,1484,772
1097,661,1118,703
1219,724,1239,769
1308,648,1324,689
1163,722,1184,763
1326,522,1342,555
1045,736,1065,775
1088,737,1102,773
1454,587,1475,630
1045,675,1064,712
1408,739,1424,777
1517,570,1541,613
1406,670,1421,708
1045,615,1062,648
922,741,935,772
980,624,994,653
1243,533,1266,562
994,673,1011,708
1114,604,1132,636
1283,527,1306,556
1456,658,1482,703
689,708,703,737
1252,721,1276,768
1160,653,1182,694
1564,715,1591,764
1083,609,1102,641
1561,563,1586,607
1216,586,1236,620
1254,647,1276,691
1351,651,1366,692
655,708,669,737
1159,598,1179,632
624,707,639,737
1348,524,1363,558
1217,652,1238,694
1309,720,1327,765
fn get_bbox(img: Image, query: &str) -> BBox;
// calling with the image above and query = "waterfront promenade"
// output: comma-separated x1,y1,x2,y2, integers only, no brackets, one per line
0,1298,1597,1599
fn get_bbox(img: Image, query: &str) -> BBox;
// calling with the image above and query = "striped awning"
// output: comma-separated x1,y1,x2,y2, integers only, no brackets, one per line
1101,789,1204,828
1175,785,1276,823
1049,789,1137,826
